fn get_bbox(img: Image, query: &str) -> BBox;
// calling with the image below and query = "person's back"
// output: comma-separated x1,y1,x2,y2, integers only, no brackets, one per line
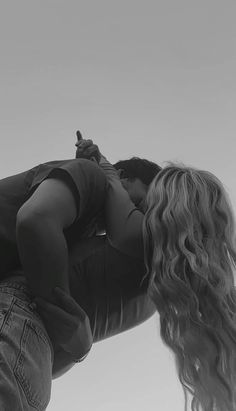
67,235,155,343
0,158,107,278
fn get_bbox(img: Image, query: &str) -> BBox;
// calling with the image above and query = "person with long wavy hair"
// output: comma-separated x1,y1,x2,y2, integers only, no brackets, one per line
75,138,236,411
143,162,236,411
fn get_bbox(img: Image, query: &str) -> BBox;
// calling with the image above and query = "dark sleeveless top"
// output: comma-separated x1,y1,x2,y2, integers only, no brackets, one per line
0,158,155,342
0,158,107,277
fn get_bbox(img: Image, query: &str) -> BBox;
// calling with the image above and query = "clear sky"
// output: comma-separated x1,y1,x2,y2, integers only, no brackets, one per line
1,1,236,410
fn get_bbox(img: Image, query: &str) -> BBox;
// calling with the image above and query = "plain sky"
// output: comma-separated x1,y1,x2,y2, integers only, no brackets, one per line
1,1,236,410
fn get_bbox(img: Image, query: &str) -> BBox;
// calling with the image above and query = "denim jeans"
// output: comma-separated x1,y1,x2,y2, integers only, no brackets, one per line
0,276,54,411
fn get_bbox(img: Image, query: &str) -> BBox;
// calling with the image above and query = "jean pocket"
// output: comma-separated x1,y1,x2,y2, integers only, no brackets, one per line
14,319,52,411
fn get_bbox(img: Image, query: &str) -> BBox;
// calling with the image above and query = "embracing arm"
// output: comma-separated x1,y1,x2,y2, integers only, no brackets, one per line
16,163,97,368
100,159,144,258
75,135,144,258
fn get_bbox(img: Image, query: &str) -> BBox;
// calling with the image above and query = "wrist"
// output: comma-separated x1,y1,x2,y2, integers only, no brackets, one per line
99,162,120,181
99,154,109,164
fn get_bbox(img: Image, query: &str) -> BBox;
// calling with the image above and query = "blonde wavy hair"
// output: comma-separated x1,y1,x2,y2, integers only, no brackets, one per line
142,162,236,411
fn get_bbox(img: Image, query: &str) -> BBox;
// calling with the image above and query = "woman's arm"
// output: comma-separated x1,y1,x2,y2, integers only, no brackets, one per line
75,138,144,258
99,158,144,259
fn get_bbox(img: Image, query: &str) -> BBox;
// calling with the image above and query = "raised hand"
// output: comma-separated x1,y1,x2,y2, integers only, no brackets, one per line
75,130,101,163
34,287,93,362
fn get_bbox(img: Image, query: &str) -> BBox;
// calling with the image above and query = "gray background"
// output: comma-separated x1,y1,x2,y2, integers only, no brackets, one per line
1,1,236,410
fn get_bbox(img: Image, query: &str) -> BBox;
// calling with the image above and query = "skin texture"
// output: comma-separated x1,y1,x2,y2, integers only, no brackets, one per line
120,177,148,212
75,133,148,212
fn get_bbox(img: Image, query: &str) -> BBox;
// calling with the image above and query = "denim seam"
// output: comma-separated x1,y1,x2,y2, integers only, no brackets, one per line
0,284,31,296
0,296,15,334
14,302,54,360
14,319,50,411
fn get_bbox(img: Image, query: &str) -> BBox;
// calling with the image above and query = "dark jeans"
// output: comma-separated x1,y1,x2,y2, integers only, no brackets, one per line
0,277,54,411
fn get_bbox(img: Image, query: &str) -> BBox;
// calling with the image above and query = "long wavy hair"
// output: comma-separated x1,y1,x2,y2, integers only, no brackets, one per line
142,162,236,411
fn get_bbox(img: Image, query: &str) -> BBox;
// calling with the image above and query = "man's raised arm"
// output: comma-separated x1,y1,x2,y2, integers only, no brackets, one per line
75,133,144,258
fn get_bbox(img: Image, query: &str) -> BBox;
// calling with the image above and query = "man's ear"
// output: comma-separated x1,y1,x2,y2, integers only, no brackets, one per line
117,169,124,178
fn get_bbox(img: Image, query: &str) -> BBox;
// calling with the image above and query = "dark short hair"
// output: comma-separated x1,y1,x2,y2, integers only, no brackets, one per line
113,157,162,185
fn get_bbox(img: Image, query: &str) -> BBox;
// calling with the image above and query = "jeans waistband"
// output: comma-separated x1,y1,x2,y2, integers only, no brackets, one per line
0,276,34,303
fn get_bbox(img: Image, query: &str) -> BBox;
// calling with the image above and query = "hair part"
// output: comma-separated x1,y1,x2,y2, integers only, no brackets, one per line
143,162,236,411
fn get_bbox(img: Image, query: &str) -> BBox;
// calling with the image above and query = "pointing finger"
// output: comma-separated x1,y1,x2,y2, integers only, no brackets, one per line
76,130,83,141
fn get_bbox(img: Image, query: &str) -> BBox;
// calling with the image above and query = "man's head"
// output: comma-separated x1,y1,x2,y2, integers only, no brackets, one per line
113,157,162,210
74,135,161,211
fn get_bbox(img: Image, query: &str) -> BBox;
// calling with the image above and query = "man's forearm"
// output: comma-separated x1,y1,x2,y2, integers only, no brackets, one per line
16,213,70,303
